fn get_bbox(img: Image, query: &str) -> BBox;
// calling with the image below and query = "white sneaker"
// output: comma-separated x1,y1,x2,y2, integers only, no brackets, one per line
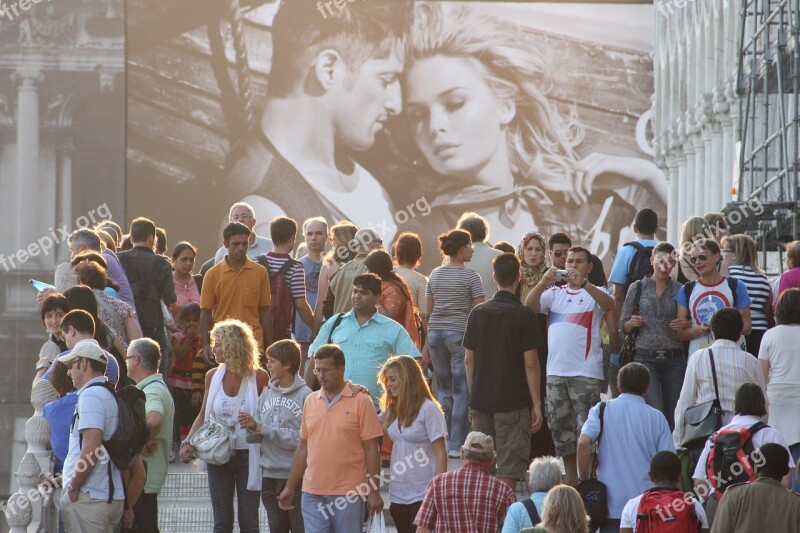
448,450,460,459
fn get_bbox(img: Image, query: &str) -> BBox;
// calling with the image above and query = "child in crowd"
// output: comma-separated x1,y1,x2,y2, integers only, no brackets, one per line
169,303,202,444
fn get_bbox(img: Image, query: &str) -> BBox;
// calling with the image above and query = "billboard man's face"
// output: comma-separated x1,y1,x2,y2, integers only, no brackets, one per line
330,51,404,152
404,55,515,183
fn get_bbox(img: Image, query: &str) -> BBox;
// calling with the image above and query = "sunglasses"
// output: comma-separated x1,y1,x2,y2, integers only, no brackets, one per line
552,251,566,257
688,254,710,264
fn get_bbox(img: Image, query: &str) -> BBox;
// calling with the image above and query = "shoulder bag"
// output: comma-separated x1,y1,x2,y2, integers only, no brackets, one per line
577,402,608,531
189,374,246,465
618,280,644,367
680,349,723,449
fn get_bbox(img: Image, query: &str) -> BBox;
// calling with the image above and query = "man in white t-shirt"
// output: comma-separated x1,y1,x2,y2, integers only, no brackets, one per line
620,451,709,533
526,246,615,486
675,240,752,353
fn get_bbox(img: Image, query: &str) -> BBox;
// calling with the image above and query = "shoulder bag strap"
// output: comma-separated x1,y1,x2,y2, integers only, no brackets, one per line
708,349,721,406
327,313,345,344
522,498,541,525
592,402,606,476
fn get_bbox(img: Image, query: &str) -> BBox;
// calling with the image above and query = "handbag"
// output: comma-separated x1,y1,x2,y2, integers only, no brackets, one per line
366,511,387,533
619,281,643,367
577,402,608,531
189,375,246,465
680,349,723,449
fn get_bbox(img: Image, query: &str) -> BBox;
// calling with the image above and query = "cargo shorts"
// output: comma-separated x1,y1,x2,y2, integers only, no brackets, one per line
545,376,603,457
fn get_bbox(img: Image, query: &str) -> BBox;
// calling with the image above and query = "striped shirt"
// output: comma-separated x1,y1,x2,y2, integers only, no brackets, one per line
258,252,306,299
395,266,428,315
672,339,767,448
728,265,772,330
427,266,484,332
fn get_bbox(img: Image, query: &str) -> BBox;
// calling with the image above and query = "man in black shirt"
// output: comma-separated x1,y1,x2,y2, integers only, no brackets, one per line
464,253,544,491
117,217,176,376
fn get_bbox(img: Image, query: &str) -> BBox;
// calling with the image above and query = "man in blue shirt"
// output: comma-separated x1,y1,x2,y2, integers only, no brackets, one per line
577,362,675,533
307,273,419,406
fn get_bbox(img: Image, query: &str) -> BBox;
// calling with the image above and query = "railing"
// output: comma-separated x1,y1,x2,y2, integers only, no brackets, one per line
4,378,59,533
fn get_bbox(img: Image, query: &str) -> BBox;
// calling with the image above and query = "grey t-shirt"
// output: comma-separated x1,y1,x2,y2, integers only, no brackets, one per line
427,266,484,332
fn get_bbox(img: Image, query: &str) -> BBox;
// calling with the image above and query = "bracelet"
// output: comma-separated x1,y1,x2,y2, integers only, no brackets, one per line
181,439,192,447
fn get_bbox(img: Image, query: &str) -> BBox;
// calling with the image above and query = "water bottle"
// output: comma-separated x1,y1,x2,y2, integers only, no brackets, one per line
29,279,56,293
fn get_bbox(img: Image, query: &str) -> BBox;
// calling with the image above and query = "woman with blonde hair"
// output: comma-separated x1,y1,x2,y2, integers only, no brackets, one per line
312,220,358,334
676,216,725,282
722,234,773,356
396,2,667,254
180,319,270,533
521,484,590,533
378,355,447,533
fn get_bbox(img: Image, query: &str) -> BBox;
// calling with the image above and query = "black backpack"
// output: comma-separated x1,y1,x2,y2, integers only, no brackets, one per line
74,381,149,502
624,242,655,288
683,277,739,310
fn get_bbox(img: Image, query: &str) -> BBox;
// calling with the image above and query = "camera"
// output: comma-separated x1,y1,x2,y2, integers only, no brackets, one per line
556,269,568,280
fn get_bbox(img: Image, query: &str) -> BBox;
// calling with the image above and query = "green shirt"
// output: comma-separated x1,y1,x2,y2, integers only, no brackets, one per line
137,373,174,494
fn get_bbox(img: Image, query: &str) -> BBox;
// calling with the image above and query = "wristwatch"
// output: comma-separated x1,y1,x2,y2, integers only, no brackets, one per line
35,359,52,372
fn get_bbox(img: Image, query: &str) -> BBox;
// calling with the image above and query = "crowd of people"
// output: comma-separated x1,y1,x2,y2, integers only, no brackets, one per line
27,200,800,533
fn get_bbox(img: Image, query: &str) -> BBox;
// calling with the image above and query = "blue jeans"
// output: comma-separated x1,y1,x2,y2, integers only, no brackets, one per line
634,353,686,431
262,477,304,533
301,492,365,533
428,329,470,452
206,450,261,533
791,443,800,494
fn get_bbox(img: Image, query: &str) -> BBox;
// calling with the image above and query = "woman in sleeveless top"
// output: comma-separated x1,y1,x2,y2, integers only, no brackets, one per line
364,250,422,349
181,319,269,533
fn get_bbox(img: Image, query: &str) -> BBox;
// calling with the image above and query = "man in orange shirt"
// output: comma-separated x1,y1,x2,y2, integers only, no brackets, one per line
199,222,273,362
278,344,383,532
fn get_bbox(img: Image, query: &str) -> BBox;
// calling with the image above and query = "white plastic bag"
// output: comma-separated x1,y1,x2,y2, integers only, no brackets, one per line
366,512,387,533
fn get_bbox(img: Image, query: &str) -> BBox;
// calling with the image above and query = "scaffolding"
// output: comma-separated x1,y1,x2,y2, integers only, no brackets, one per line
731,0,800,259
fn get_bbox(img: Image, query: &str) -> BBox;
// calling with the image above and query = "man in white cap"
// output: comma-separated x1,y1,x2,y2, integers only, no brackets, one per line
415,431,517,533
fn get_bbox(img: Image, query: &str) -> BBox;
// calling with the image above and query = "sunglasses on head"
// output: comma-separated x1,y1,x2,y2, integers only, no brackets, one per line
689,254,709,264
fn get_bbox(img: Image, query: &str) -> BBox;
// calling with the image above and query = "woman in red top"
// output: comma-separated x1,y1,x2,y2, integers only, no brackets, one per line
364,250,423,349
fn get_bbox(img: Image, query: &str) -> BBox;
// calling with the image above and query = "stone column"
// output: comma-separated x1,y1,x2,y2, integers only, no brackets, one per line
12,66,44,269
56,143,75,265
667,155,680,243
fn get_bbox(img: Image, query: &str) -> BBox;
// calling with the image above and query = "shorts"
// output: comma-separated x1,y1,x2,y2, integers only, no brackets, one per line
545,376,603,457
470,407,531,480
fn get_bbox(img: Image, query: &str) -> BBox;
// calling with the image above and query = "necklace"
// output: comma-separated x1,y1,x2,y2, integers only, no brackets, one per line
174,273,192,289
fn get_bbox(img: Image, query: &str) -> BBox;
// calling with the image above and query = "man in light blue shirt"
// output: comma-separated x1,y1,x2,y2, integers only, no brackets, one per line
577,362,675,533
307,273,419,407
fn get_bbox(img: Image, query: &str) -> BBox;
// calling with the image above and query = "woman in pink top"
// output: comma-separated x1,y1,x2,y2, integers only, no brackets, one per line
170,242,201,322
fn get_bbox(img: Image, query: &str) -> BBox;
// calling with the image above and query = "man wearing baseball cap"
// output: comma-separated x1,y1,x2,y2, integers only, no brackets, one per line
415,431,517,532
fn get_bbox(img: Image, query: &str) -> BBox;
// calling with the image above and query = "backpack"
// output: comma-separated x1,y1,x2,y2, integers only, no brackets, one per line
74,382,149,503
624,241,655,288
705,422,766,499
683,277,739,311
258,256,299,342
635,487,702,533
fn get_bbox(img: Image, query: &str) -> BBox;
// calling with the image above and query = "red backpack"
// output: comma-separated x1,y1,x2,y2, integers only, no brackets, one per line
258,255,298,342
635,487,702,533
705,422,766,499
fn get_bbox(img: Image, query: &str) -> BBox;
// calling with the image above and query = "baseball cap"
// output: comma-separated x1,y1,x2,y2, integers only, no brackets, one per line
353,228,382,253
56,339,109,365
462,431,495,455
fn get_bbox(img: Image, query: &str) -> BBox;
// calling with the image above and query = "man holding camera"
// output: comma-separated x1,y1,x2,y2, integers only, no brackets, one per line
526,247,615,486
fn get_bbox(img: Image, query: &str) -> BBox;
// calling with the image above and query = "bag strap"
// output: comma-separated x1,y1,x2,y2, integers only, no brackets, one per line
592,402,606,476
725,276,739,309
708,349,721,406
632,280,644,315
232,377,247,428
327,313,345,344
522,498,541,525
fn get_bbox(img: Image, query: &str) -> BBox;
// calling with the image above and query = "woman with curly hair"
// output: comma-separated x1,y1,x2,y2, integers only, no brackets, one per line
378,355,447,533
395,2,667,252
180,319,270,533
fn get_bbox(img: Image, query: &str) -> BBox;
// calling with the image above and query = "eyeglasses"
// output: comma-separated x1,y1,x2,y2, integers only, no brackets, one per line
688,254,710,264
125,355,139,361
552,251,566,257
313,367,341,375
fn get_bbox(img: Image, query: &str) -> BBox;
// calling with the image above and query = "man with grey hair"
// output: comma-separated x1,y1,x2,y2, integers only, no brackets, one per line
457,211,503,299
213,202,274,264
326,227,384,316
415,431,517,532
502,456,563,532
125,338,174,532
295,216,328,369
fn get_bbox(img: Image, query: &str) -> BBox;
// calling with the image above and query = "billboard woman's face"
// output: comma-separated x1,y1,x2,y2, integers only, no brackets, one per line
404,55,514,183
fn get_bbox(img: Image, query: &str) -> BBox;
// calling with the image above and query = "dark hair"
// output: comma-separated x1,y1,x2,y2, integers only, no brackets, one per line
548,232,572,248
755,443,791,479
129,217,156,243
120,235,133,251
268,0,413,98
180,302,201,322
50,361,76,397
313,343,345,367
734,383,768,417
394,232,423,267
40,293,70,324
155,227,168,255
223,221,252,243
270,216,298,246
353,273,382,296
70,251,107,270
456,212,488,243
649,451,682,484
73,261,108,291
171,241,198,261
267,339,302,375
587,255,607,287
59,309,95,336
364,250,415,305
775,288,800,325
653,241,675,255
703,211,728,233
493,241,515,254
87,358,108,374
710,308,744,341
634,208,659,235
617,362,650,395
64,286,109,346
438,229,471,257
493,253,520,288
567,246,592,263
693,238,721,255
